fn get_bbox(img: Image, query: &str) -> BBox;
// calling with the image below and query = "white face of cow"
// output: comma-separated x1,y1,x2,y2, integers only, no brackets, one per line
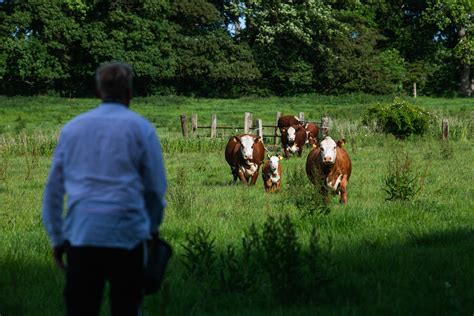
269,156,280,172
287,126,296,142
240,135,256,161
320,137,337,165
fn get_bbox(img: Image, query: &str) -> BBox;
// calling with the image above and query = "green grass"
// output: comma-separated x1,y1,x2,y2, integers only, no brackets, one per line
0,95,473,315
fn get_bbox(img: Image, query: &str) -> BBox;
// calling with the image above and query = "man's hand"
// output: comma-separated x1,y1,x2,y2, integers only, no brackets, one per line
53,244,66,271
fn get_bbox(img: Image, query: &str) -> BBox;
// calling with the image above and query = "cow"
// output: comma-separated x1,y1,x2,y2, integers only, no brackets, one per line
262,155,283,192
305,136,352,204
277,115,302,133
225,134,265,185
304,122,319,147
281,124,307,158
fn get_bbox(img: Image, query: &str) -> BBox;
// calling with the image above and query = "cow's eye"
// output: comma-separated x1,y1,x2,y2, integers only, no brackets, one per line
334,147,336,150
321,148,324,151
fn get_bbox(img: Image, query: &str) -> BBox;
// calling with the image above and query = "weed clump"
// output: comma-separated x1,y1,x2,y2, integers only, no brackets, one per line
181,215,332,305
363,97,432,138
286,167,330,216
384,152,425,201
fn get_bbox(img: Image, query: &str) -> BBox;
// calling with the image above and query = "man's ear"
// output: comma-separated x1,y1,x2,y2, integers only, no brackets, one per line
336,139,346,147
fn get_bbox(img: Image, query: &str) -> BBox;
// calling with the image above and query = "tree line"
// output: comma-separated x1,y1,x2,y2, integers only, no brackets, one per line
0,0,472,97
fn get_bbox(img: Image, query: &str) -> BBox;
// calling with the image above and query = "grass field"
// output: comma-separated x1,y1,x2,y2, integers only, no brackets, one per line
0,95,473,315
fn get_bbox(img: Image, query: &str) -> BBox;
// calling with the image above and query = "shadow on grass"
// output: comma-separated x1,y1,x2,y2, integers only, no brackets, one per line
1,228,473,316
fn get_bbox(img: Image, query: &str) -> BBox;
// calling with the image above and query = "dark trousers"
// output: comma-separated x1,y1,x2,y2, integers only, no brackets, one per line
65,243,144,316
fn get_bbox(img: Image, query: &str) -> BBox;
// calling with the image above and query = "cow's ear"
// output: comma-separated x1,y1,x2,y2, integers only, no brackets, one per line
281,128,286,133
278,155,284,160
254,136,262,143
267,154,271,159
233,136,240,144
337,139,346,147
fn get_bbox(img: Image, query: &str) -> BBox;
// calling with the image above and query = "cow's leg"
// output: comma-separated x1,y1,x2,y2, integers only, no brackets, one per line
276,181,281,192
284,148,289,159
250,171,259,185
238,171,249,185
339,176,348,204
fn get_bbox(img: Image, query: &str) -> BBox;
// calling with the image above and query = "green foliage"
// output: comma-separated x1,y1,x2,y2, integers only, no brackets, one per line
363,97,432,138
182,227,216,280
286,166,330,216
183,215,330,304
384,152,422,201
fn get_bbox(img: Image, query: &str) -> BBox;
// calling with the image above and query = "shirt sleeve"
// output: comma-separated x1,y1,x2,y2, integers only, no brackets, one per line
42,135,66,247
142,128,167,233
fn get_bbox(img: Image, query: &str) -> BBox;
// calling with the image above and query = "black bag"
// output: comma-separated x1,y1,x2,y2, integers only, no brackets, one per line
144,239,172,295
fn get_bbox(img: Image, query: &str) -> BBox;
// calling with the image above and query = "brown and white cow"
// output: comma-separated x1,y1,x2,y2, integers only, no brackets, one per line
277,115,302,133
225,134,265,185
281,124,307,158
305,136,352,204
262,155,283,192
304,122,319,147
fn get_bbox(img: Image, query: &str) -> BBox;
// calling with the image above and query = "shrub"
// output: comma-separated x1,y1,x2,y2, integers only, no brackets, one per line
286,166,330,216
363,97,432,138
181,227,216,281
384,152,422,201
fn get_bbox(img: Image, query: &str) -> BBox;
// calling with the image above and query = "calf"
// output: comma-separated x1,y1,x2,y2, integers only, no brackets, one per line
225,134,265,185
304,122,319,146
262,155,283,192
281,124,307,158
305,136,352,204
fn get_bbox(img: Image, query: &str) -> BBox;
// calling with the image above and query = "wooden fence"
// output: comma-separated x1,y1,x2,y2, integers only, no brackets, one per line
180,113,453,143
179,112,330,145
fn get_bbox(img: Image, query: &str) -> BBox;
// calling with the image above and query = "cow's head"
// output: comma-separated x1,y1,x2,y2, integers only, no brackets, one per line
267,155,282,172
235,135,261,161
319,136,338,165
287,126,296,142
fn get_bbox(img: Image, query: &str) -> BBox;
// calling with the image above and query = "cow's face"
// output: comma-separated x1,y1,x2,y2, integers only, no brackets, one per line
320,137,337,165
239,135,260,160
269,155,281,172
287,126,296,142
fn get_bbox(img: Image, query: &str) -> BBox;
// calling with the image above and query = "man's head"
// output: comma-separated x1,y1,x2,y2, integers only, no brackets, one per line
95,62,133,105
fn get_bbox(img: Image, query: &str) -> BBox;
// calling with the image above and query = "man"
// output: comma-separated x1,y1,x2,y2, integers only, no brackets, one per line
42,62,167,316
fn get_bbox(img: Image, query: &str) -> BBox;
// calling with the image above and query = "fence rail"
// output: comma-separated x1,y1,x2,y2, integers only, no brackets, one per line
179,112,330,146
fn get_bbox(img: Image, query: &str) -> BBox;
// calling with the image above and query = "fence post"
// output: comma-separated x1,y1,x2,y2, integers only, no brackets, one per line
274,112,281,145
191,113,198,136
244,112,253,134
180,114,188,138
413,83,417,98
299,112,305,123
256,119,263,139
211,114,217,138
320,116,330,138
442,119,449,140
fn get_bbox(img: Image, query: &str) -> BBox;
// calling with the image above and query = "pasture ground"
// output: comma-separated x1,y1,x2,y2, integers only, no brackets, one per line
0,95,473,315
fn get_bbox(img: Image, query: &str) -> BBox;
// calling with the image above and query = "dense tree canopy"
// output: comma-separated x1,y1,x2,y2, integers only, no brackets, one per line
0,0,472,97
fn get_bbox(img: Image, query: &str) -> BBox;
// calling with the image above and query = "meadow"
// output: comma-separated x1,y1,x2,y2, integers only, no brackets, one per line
0,95,473,315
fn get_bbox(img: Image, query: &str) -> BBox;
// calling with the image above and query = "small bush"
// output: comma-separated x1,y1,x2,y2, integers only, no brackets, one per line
286,167,330,216
181,227,216,281
363,97,432,138
384,153,422,201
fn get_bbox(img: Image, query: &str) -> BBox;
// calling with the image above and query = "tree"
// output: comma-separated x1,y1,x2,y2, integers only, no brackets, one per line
423,0,473,96
243,0,346,95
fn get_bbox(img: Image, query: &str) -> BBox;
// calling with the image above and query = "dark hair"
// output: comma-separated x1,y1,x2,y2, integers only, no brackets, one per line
95,62,133,100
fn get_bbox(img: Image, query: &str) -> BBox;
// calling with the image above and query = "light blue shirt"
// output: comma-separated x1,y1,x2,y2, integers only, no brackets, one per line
42,102,167,249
